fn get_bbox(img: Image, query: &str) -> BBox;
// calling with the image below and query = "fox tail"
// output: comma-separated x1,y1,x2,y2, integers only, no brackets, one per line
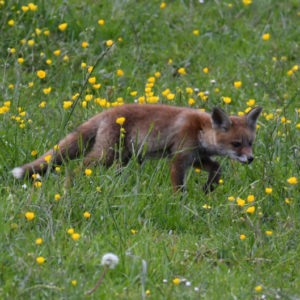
11,118,99,179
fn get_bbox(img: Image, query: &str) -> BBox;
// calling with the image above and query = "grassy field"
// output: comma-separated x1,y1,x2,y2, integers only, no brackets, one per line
0,0,299,299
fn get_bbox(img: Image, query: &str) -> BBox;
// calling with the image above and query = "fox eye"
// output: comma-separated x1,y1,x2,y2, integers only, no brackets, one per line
249,141,253,146
231,141,242,147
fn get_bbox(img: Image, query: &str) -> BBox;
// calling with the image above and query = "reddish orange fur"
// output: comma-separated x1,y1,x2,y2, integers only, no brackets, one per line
12,104,262,193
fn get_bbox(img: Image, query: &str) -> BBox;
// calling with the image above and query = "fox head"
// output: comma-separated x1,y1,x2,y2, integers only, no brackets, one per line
211,106,263,164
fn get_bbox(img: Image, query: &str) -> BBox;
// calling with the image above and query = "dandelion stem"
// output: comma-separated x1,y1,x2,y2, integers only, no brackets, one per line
86,266,108,296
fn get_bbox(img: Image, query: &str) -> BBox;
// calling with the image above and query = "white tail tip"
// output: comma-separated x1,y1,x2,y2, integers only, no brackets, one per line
11,167,25,179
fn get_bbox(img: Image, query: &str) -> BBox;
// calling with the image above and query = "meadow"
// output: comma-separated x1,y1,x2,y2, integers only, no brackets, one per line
0,0,299,299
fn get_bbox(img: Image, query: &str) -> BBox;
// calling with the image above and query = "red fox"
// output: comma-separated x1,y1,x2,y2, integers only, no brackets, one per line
11,104,262,193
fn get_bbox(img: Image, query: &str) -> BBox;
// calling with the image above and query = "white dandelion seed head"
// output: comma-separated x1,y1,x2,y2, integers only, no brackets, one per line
194,287,199,292
186,281,191,287
22,184,28,189
163,279,168,283
194,88,200,93
210,79,216,84
101,253,119,269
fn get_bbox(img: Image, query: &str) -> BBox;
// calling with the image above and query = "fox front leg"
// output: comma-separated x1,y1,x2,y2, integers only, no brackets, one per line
195,157,222,193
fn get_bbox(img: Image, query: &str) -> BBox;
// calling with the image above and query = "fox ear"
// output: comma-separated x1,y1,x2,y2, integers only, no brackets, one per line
246,106,263,130
211,107,232,132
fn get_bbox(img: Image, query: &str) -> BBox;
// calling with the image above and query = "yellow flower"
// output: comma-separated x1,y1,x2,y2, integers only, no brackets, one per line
292,65,299,71
37,70,46,79
246,206,255,214
18,58,24,64
53,49,61,56
22,6,29,12
72,233,80,241
285,198,290,204
154,72,161,77
71,280,77,286
91,84,101,90
188,98,195,105
98,19,105,26
31,150,38,156
83,211,91,219
55,194,61,201
247,99,255,106
265,188,272,194
44,30,50,36
58,23,68,31
25,212,35,221
88,77,96,84
28,39,35,46
195,168,201,173
117,69,124,76
34,181,42,188
9,48,16,54
178,68,186,75
146,290,150,295
106,40,113,47
85,94,93,101
116,117,126,125
168,59,173,64
167,93,175,101
255,285,262,292
240,234,246,240
39,101,46,108
44,155,51,163
186,87,193,94
265,231,273,236
193,30,199,35
228,196,235,201
85,169,92,176
29,81,34,87
173,278,180,285
88,66,93,73
262,33,270,41
55,167,60,172
160,2,166,8
46,59,52,65
81,62,87,68
35,28,41,35
203,67,209,74
247,195,255,202
36,238,43,245
234,81,242,88
8,19,15,26
63,101,73,109
237,198,245,207
36,256,45,264
287,177,297,184
82,41,89,48
67,228,74,235
43,87,51,94
130,91,137,96
223,97,231,104
28,3,38,11
243,0,252,5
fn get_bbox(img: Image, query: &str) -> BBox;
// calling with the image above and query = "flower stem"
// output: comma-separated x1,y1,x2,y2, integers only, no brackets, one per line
86,266,108,296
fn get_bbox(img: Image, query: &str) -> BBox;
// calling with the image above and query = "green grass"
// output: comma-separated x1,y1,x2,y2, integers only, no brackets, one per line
0,0,299,299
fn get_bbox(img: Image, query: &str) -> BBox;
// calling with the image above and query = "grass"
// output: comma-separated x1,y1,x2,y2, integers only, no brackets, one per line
0,0,299,299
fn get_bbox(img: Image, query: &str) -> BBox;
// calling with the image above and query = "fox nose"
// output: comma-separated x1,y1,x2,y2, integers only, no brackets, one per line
247,156,254,164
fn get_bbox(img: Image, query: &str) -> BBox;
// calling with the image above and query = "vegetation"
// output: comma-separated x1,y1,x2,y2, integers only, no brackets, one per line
0,0,299,299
